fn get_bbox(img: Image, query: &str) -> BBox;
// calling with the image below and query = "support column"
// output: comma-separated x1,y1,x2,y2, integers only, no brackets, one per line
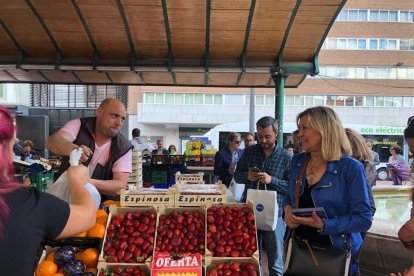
273,74,285,147
249,88,255,134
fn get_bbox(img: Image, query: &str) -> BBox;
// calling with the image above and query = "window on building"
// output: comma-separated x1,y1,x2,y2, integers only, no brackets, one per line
393,96,403,107
366,96,375,107
349,10,358,21
384,96,394,107
0,84,4,98
285,95,294,106
359,10,368,21
379,10,389,21
410,12,414,22
205,94,213,104
295,95,305,105
358,39,367,49
400,11,410,22
401,39,410,50
337,10,347,21
410,39,414,50
388,39,397,50
370,10,379,21
398,68,408,79
338,38,347,49
355,67,366,78
175,93,184,104
369,39,378,50
304,96,313,105
328,39,337,49
194,94,203,104
155,93,164,104
387,68,397,79
225,94,244,105
389,11,398,22
245,95,250,105
408,68,414,79
213,95,222,104
314,96,325,105
348,39,358,49
165,93,174,104
376,96,384,106
145,93,155,103
185,94,194,104
403,97,413,107
265,95,275,105
256,95,265,105
379,39,387,50
345,96,354,106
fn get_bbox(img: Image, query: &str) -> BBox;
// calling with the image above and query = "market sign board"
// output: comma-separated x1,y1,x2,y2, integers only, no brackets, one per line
151,252,202,276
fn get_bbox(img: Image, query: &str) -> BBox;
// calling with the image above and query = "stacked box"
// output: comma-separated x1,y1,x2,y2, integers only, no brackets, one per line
128,150,143,189
152,168,168,189
202,154,215,167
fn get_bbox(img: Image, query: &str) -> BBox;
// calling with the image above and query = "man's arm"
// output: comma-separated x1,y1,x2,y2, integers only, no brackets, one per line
47,129,78,157
89,171,129,195
372,152,380,166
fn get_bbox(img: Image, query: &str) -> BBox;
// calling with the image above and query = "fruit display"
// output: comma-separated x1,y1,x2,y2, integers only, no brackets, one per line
206,205,257,257
206,261,260,276
155,208,205,255
102,207,157,263
35,245,99,276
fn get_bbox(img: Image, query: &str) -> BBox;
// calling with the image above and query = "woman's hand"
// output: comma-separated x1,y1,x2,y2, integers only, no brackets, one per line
67,164,89,185
284,205,300,229
390,266,414,276
257,172,271,184
292,211,324,230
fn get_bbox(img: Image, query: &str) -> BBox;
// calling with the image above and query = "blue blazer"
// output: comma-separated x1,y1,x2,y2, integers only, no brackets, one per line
283,153,373,254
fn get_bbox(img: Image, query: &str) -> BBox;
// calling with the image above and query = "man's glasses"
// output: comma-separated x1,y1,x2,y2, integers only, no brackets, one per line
233,140,241,144
390,148,395,151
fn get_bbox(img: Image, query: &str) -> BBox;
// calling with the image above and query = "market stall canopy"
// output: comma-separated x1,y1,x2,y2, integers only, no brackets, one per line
0,0,346,88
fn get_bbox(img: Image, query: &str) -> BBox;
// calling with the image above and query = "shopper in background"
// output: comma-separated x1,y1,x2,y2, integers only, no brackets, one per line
47,98,133,201
130,128,150,151
292,129,303,154
152,139,169,155
214,132,243,188
388,144,410,185
345,128,376,276
168,145,178,155
366,141,380,166
283,106,372,276
0,105,96,275
234,117,290,276
244,133,255,149
21,139,40,161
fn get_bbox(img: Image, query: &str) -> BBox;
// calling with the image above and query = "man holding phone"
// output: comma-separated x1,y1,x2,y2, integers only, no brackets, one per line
234,116,291,276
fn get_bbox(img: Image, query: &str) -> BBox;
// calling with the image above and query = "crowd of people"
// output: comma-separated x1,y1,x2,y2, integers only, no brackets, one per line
0,99,413,275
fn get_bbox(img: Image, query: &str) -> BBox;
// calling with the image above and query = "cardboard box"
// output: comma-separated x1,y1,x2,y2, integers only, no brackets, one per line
175,172,204,184
204,255,261,276
151,252,202,276
97,262,150,275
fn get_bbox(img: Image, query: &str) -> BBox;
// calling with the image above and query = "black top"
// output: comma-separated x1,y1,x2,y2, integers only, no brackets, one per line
295,179,331,245
0,187,70,275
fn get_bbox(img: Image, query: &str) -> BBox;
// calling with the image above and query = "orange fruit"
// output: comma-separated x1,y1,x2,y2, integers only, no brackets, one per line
73,231,88,238
87,223,105,238
45,250,56,261
53,274,64,276
35,260,58,276
96,209,108,225
81,248,99,268
103,200,120,207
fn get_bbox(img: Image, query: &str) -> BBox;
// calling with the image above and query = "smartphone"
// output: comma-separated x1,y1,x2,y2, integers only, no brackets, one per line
250,167,261,173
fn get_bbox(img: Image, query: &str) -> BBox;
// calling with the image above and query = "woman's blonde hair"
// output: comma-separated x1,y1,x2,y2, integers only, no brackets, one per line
296,106,352,161
345,128,373,162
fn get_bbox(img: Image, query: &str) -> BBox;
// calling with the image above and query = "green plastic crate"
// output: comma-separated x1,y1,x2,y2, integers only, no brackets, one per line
27,170,54,192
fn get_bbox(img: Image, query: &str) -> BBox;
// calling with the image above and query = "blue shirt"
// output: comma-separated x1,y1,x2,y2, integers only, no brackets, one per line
214,147,243,187
234,143,291,216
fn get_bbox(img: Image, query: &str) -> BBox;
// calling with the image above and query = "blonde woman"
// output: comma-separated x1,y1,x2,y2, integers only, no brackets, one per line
283,106,372,276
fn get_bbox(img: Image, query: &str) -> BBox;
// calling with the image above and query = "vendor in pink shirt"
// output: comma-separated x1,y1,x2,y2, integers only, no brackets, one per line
47,98,132,201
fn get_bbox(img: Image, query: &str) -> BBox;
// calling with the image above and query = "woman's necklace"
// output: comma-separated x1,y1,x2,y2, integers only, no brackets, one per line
306,159,322,186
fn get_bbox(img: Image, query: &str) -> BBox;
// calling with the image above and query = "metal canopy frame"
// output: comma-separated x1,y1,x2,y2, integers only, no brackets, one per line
0,0,347,87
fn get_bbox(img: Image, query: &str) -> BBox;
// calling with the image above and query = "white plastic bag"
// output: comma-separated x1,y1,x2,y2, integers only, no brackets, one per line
246,182,278,231
228,178,245,202
47,171,101,209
